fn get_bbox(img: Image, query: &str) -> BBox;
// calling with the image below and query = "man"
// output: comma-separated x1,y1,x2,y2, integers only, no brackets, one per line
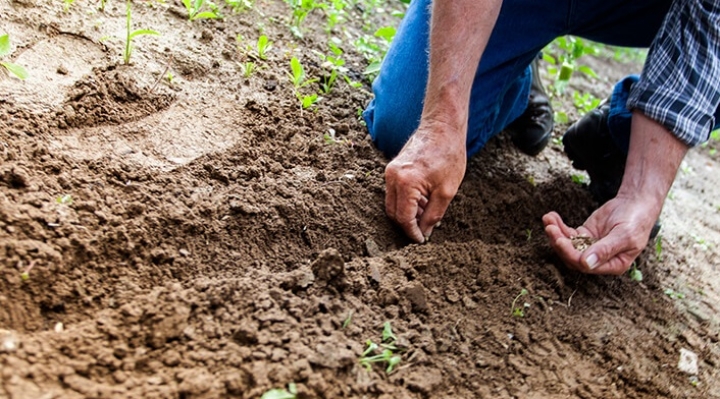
363,0,720,275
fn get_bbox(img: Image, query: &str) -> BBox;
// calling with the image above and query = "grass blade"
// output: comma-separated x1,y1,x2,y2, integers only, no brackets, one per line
1,61,28,80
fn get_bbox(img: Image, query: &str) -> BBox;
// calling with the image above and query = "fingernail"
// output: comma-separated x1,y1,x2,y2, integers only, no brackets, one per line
586,253,599,269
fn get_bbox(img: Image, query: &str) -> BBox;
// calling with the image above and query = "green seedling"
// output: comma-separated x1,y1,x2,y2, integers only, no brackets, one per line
0,34,28,80
382,321,397,342
20,260,36,282
261,383,297,399
654,235,663,261
628,263,643,282
664,288,685,300
256,35,272,60
182,0,220,20
342,311,353,328
525,228,532,241
123,1,159,65
572,91,601,116
288,57,317,88
359,322,403,374
63,0,74,12
225,0,254,13
511,288,529,317
56,194,74,205
300,93,318,109
239,61,255,78
165,71,174,84
543,36,599,94
285,0,325,38
571,174,588,185
99,0,107,11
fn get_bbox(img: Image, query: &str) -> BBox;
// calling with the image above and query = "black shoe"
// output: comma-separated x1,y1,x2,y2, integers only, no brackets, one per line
563,103,661,239
506,57,554,156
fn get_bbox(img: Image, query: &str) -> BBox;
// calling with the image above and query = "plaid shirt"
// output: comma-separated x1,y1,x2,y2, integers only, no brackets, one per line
627,0,720,146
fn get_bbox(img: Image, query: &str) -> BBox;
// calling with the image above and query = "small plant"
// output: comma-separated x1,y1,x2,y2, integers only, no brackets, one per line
56,194,74,205
239,61,256,78
511,288,529,317
20,260,37,281
628,263,643,282
664,288,685,300
225,0,254,13
543,36,599,94
654,235,663,261
342,310,353,328
571,174,588,185
288,57,316,88
63,0,74,12
165,71,174,84
359,322,403,374
0,34,28,80
99,0,108,11
256,35,272,60
572,91,601,116
525,228,532,241
182,0,221,21
288,56,319,109
314,43,347,94
261,383,297,399
124,1,159,65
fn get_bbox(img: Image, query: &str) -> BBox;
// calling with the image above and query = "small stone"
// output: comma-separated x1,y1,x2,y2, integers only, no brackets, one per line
57,65,69,75
364,238,382,257
402,282,428,313
678,348,699,375
0,329,18,353
54,322,64,333
179,249,191,257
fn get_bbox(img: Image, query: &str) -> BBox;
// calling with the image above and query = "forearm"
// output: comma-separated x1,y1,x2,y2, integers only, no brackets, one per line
618,111,689,213
422,0,502,132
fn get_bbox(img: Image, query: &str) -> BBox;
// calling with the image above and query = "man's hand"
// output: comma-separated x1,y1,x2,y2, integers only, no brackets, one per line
385,121,466,243
544,111,688,274
543,194,660,274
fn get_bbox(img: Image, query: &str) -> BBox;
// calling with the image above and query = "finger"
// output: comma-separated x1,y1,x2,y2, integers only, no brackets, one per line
418,188,453,238
581,231,644,274
542,212,578,238
385,173,398,221
416,195,428,219
394,189,425,243
544,225,583,270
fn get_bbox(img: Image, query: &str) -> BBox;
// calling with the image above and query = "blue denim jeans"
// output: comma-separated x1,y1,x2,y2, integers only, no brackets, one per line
363,0,676,158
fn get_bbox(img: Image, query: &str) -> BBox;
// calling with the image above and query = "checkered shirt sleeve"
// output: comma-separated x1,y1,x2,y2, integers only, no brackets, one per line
626,0,720,147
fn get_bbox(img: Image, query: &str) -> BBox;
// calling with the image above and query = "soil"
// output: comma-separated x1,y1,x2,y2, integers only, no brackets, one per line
1,1,719,398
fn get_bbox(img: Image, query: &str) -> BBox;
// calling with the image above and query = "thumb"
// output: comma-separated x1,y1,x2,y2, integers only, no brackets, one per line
418,190,452,239
581,232,638,274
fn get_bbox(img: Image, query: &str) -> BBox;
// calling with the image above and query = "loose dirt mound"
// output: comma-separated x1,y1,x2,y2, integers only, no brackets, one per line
1,1,718,398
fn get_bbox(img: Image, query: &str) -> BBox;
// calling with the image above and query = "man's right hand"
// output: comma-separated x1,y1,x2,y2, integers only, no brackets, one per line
385,120,467,243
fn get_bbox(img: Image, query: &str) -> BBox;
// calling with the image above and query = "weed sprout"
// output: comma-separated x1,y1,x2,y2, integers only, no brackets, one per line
124,1,159,65
0,34,28,80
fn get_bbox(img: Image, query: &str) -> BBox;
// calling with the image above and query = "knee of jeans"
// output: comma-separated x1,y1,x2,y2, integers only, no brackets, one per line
363,99,417,158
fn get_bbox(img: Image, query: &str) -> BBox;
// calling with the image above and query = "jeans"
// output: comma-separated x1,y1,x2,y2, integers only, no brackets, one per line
363,0,675,158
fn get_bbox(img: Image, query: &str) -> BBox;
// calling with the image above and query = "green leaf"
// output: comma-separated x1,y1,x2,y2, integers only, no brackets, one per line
374,26,396,42
260,389,295,399
363,61,381,75
182,0,192,12
192,11,218,20
542,53,556,65
382,321,397,342
629,266,643,282
0,34,10,57
577,65,598,79
1,61,28,80
290,56,304,84
129,29,159,40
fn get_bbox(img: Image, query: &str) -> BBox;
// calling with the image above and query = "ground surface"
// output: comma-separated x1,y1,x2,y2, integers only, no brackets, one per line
1,1,719,398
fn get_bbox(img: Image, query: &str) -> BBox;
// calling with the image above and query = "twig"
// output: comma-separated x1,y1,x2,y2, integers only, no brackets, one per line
567,287,578,308
149,56,173,94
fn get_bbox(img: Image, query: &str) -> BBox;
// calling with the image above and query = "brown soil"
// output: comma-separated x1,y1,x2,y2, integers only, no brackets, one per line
1,1,719,398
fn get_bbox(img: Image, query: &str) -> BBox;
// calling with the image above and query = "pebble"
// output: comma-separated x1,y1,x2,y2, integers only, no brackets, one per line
678,348,699,375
